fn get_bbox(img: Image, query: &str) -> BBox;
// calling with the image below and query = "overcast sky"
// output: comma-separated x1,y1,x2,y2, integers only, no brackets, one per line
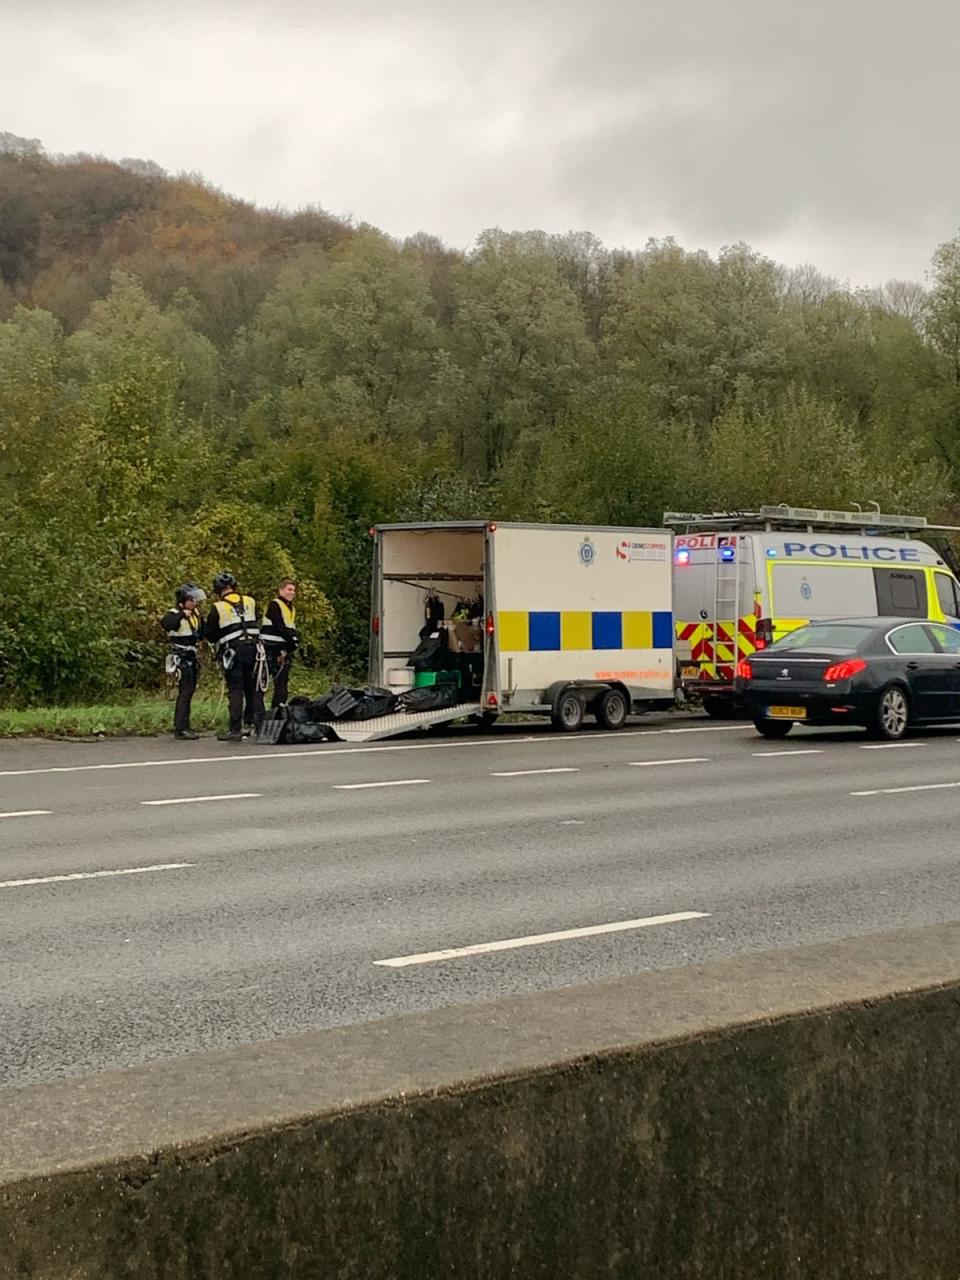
1,0,956,285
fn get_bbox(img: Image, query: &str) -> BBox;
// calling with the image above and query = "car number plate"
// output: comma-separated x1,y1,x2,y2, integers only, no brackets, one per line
681,665,700,679
769,705,806,719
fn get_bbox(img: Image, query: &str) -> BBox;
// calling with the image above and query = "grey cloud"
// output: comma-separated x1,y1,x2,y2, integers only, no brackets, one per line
1,0,957,283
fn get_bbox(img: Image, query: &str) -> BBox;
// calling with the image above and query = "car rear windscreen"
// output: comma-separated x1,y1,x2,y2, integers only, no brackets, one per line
773,624,874,654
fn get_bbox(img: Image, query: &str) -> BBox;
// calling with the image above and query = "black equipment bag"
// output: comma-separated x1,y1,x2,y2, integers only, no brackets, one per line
400,683,460,713
345,689,399,721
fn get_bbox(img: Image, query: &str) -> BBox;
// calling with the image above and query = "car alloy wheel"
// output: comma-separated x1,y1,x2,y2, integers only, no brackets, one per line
878,686,908,739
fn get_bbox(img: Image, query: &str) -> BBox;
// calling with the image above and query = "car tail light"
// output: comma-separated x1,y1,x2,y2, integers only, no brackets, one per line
485,612,495,636
736,660,753,680
823,658,867,682
755,618,773,650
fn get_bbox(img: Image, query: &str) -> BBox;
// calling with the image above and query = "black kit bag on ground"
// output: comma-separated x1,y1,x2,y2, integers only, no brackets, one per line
288,720,334,743
325,687,360,719
345,688,399,721
256,709,287,745
400,682,460,713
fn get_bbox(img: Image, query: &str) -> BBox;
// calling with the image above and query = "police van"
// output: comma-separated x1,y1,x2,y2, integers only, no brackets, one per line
665,505,960,714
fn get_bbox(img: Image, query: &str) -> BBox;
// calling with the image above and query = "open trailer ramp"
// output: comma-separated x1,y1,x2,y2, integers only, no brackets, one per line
321,702,483,743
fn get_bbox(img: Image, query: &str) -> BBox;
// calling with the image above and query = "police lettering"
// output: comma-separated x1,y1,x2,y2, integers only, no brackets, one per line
782,541,920,562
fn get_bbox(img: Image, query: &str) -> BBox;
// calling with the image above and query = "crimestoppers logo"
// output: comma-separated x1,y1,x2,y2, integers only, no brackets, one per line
617,540,668,563
578,537,596,567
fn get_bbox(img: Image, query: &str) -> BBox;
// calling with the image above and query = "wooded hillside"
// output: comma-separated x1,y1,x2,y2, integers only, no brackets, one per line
2,134,958,704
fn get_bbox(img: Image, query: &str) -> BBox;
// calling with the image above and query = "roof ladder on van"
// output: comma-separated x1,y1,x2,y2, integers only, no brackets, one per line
664,505,936,536
712,538,742,676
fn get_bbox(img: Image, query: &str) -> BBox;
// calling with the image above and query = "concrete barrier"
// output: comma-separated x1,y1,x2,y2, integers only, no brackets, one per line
3,922,960,1279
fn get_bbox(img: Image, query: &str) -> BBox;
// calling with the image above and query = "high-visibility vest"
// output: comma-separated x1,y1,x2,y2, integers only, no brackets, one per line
168,610,200,652
214,594,259,648
261,598,298,647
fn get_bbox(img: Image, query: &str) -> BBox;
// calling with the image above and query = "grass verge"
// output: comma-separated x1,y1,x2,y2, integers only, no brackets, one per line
0,671,336,739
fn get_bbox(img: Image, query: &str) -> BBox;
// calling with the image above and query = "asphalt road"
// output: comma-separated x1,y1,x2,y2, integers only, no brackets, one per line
3,713,960,1088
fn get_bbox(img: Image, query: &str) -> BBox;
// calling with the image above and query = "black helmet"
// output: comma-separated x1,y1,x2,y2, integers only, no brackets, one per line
212,571,238,596
176,583,206,606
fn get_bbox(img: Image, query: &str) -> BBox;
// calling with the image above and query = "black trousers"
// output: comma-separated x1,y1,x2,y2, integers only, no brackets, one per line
173,657,197,733
267,648,293,709
225,647,264,734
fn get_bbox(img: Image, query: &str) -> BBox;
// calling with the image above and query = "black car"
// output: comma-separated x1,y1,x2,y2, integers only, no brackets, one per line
736,617,960,740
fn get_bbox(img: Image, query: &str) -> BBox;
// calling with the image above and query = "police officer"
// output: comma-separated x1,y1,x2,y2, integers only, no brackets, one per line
161,584,206,740
261,578,298,708
204,572,266,743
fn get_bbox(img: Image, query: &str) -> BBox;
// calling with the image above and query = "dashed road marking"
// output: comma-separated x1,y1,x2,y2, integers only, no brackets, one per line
333,779,430,791
752,749,823,758
141,793,261,806
491,767,579,778
628,758,709,768
852,781,960,797
0,862,194,889
0,810,52,819
375,910,710,967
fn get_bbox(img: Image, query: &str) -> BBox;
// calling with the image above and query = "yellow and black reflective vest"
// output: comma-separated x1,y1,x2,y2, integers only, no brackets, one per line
212,593,259,650
261,598,298,649
161,608,200,654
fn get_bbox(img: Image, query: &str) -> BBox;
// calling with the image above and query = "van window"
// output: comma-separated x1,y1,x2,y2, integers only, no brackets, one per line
935,573,960,619
874,568,926,618
770,563,877,618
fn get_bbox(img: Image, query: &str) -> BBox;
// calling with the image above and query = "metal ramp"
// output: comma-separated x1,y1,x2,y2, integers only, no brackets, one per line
320,702,483,743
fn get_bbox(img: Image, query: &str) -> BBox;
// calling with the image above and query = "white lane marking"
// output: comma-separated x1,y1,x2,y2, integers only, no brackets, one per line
0,809,52,819
0,862,194,889
752,749,823,758
560,819,586,825
628,757,709,768
333,779,430,791
663,726,742,734
852,781,960,797
0,723,744,778
375,910,710,968
141,792,260,807
491,767,579,777
859,742,925,750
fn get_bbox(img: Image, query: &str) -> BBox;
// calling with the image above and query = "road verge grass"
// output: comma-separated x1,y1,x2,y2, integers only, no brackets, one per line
0,671,336,738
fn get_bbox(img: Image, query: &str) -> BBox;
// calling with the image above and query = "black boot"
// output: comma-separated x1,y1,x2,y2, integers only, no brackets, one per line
175,730,200,741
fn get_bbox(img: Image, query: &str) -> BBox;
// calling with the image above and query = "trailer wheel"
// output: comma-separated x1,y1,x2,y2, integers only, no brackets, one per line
551,690,584,732
470,711,499,731
596,687,629,730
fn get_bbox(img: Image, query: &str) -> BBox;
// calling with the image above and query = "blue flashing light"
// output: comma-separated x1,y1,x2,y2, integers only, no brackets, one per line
719,545,736,562
766,548,778,558
675,548,691,566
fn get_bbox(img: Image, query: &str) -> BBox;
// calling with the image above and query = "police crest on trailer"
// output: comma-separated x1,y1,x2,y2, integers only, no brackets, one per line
578,537,596,568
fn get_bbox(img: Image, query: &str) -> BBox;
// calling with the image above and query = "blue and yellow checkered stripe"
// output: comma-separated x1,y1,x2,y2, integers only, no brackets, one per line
498,610,673,652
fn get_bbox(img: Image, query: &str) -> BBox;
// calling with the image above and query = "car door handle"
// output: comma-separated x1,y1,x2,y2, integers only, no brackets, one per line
906,661,920,670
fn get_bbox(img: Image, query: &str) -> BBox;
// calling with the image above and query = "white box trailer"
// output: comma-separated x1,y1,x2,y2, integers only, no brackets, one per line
322,521,675,742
